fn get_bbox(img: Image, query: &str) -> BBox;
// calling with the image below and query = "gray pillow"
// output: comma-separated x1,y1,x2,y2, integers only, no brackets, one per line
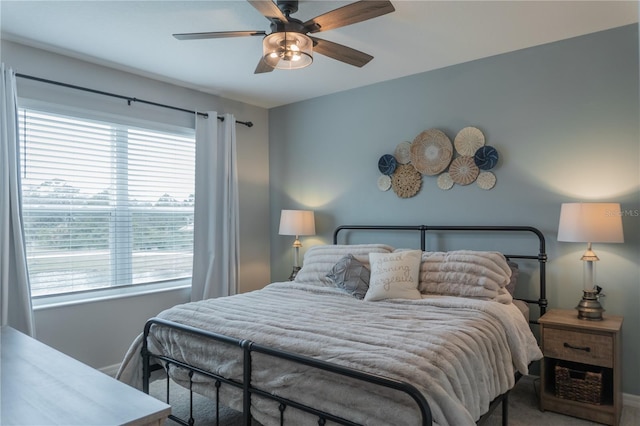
506,261,519,296
326,254,370,299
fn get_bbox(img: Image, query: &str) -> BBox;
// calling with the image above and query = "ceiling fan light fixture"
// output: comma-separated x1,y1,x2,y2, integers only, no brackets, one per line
262,32,313,70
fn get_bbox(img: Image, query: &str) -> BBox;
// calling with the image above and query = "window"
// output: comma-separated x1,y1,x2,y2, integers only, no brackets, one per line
19,108,196,297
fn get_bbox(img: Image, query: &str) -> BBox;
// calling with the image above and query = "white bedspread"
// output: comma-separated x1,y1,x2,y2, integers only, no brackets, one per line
117,281,542,426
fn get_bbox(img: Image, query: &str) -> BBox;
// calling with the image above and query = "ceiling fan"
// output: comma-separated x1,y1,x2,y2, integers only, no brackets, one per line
173,0,395,74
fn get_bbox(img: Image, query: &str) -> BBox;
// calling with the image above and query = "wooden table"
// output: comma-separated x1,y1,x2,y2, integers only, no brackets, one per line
1,326,170,425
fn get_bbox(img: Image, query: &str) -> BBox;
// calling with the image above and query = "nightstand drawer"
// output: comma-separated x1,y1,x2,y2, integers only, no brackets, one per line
544,328,613,368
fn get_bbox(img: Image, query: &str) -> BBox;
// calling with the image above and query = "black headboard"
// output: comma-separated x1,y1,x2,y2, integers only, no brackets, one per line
333,225,548,323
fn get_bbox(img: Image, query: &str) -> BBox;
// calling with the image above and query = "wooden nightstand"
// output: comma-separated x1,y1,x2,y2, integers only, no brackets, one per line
539,309,623,425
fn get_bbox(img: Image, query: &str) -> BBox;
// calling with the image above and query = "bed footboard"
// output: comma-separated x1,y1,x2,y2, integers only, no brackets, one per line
142,317,433,426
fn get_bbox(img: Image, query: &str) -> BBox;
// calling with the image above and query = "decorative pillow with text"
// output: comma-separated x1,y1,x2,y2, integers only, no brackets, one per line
365,250,422,301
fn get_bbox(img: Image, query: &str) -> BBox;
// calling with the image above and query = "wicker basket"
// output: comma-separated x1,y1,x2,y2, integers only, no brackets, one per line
555,364,603,405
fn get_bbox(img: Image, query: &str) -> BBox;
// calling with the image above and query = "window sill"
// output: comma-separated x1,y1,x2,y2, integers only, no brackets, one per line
32,280,191,311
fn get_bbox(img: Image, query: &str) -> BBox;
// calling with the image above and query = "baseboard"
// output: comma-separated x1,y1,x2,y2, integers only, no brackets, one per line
624,392,640,409
99,363,121,378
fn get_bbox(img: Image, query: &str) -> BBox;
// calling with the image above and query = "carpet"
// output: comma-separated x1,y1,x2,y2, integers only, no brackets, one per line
149,373,621,426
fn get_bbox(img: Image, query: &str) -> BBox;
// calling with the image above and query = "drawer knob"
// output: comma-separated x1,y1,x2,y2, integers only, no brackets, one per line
563,342,591,352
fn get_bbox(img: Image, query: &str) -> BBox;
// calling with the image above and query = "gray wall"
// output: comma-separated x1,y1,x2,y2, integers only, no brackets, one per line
1,40,271,370
269,25,640,395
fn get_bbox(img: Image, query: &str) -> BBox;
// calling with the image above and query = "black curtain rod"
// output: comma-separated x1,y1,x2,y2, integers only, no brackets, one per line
15,73,253,128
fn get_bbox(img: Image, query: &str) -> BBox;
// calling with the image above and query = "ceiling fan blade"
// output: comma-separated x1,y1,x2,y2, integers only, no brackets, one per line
254,56,277,74
310,37,373,68
304,0,395,33
173,30,266,40
247,0,288,23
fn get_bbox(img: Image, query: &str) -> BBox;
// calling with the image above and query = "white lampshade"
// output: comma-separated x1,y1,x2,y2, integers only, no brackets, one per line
558,203,624,243
279,210,315,236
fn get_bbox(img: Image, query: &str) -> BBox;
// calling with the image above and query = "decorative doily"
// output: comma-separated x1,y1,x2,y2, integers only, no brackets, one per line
437,172,454,190
410,129,453,175
391,164,422,198
474,145,499,170
377,174,392,191
454,127,485,156
449,156,480,185
394,141,412,164
378,154,397,175
476,171,496,190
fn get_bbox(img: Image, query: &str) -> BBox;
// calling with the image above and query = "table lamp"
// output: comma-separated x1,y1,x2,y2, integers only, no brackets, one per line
557,202,624,320
279,209,315,280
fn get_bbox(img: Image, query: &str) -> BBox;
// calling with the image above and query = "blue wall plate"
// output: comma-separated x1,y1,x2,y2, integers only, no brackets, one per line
474,146,499,170
378,154,397,175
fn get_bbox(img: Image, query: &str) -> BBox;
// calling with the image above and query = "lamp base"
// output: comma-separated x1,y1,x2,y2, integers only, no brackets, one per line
576,289,605,320
288,266,301,281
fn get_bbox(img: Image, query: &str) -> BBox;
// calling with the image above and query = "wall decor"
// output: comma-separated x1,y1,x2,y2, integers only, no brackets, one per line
476,171,496,190
376,126,501,197
391,164,422,198
474,145,499,170
454,127,485,156
377,154,397,175
448,156,480,185
394,141,412,164
410,129,453,175
377,174,392,191
437,172,454,190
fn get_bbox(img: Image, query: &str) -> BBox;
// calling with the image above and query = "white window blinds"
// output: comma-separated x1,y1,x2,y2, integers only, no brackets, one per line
19,108,195,297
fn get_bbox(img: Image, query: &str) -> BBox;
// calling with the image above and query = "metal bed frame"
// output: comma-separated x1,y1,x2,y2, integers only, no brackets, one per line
141,225,547,426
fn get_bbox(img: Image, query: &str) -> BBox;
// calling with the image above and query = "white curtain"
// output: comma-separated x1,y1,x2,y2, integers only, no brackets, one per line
191,112,239,301
0,64,35,336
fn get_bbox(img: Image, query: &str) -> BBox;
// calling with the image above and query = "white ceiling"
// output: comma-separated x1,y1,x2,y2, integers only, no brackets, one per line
1,1,637,109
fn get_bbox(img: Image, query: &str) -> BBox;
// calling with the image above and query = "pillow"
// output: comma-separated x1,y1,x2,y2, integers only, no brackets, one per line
364,250,422,301
505,261,519,296
326,254,370,299
295,244,394,286
418,250,512,303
